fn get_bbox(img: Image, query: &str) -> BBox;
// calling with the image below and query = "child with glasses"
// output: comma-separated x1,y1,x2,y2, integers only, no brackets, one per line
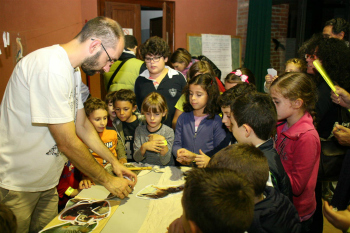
134,36,187,128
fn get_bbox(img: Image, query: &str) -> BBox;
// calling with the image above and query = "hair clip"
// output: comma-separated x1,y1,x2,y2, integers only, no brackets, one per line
230,69,249,83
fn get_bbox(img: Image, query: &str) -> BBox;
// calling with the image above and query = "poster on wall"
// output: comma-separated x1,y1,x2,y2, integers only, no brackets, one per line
202,34,232,82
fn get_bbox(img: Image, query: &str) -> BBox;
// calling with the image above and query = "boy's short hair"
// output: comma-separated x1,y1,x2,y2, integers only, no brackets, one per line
217,83,257,107
125,35,138,49
140,36,171,59
208,144,269,197
84,97,108,117
105,91,117,104
183,168,254,233
113,89,137,107
230,92,277,140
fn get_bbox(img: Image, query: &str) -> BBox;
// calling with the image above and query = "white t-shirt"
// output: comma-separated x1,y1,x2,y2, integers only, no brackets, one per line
0,45,83,192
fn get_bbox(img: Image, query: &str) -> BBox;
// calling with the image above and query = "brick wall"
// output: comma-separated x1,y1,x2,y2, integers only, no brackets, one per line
270,4,289,74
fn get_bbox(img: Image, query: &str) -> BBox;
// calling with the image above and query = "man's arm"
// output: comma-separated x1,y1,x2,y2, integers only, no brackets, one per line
75,109,137,182
48,121,134,199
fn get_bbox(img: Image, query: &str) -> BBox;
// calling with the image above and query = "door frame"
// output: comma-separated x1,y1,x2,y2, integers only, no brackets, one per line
98,0,174,51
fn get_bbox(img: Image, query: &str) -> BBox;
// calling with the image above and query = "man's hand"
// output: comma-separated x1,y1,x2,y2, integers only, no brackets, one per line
333,124,350,146
103,175,135,199
111,161,137,187
331,86,350,109
194,149,211,168
177,148,196,165
167,216,185,233
323,201,350,231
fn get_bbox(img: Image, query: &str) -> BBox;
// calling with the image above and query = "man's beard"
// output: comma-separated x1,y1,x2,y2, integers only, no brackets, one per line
81,50,103,76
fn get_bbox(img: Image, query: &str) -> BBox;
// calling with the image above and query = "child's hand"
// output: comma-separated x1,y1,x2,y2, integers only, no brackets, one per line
176,148,196,165
194,149,211,168
143,140,166,153
148,134,165,142
118,158,127,164
265,74,277,90
79,178,95,190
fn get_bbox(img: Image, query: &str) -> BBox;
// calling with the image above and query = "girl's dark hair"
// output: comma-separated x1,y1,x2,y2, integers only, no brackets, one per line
170,48,192,67
183,73,220,119
270,72,318,124
225,68,255,85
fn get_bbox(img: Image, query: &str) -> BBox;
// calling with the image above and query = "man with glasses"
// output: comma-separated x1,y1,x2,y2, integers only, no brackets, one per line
134,36,187,128
0,16,137,232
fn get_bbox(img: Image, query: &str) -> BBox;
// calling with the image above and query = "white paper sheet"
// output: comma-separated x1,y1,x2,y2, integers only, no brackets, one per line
202,34,232,82
138,167,191,233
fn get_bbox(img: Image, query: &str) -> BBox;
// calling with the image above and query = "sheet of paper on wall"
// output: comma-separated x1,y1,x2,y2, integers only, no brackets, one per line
202,34,232,82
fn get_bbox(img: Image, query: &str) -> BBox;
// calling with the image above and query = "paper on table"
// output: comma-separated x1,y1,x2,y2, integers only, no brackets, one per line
138,167,191,233
202,34,232,82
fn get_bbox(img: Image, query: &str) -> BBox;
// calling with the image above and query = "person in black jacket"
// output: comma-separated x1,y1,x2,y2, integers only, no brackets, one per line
230,92,293,202
208,144,301,233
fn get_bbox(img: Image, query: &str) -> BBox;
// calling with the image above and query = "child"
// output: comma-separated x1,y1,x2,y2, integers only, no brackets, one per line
208,144,301,233
264,58,307,93
135,36,187,128
113,89,144,162
217,82,257,134
57,161,93,211
172,60,219,129
167,168,255,233
194,82,258,165
84,97,127,165
133,92,175,165
224,67,256,90
230,92,293,201
173,73,226,166
105,91,117,128
270,72,320,231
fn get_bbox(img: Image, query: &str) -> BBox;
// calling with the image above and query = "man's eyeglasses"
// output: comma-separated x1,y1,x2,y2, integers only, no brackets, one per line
145,56,162,63
305,54,317,60
91,38,114,63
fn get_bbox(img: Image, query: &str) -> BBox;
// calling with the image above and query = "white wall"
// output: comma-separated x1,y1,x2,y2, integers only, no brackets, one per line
141,10,163,43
